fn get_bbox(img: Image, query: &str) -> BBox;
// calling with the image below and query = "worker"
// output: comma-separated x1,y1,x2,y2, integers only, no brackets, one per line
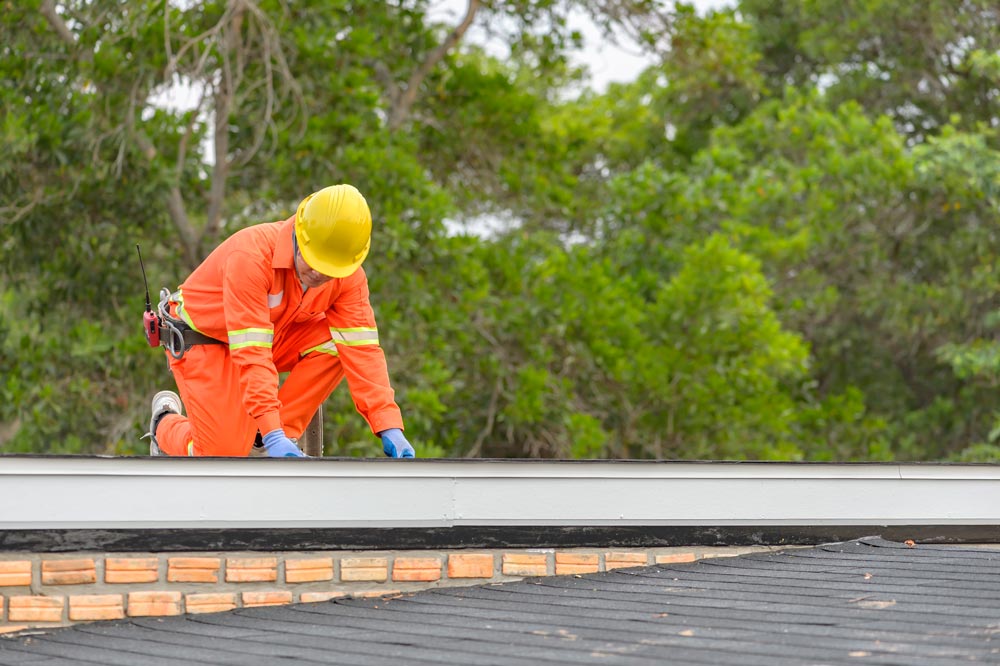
145,184,415,459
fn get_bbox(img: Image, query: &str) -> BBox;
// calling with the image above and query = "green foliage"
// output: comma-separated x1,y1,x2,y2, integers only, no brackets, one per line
634,234,810,459
658,4,767,160
950,444,1000,464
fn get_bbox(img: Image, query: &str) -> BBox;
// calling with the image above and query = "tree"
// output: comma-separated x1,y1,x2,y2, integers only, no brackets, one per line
605,91,1000,460
740,0,1000,140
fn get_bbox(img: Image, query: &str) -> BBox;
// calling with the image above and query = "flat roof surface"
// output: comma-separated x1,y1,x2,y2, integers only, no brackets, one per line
2,538,999,665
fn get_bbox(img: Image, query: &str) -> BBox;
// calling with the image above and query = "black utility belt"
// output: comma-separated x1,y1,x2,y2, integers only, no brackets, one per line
162,319,225,359
181,327,225,347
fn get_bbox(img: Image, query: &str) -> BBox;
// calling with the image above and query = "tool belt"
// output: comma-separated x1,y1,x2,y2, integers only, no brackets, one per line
158,289,225,360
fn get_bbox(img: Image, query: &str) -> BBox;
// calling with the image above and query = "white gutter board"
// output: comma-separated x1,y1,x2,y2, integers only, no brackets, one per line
0,458,998,529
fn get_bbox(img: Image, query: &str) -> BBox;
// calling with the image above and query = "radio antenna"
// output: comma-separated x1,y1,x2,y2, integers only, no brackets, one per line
136,244,152,314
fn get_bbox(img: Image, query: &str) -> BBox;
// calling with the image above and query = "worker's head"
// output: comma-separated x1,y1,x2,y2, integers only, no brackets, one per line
294,184,372,282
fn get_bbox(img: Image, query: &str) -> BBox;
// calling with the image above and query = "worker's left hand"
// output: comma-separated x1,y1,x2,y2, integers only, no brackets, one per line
379,428,415,458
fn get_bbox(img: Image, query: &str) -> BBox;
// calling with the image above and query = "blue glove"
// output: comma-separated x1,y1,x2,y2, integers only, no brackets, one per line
379,428,414,458
262,429,307,457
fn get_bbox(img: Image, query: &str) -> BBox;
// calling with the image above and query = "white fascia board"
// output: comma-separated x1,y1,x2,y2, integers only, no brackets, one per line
0,457,998,529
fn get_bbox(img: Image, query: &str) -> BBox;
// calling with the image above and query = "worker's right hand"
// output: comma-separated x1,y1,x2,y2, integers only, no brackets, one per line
261,429,307,457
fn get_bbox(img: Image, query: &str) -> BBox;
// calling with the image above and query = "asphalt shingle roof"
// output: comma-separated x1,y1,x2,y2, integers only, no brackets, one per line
2,537,998,665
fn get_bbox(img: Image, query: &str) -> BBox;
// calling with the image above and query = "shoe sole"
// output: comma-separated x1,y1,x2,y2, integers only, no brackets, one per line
149,391,183,456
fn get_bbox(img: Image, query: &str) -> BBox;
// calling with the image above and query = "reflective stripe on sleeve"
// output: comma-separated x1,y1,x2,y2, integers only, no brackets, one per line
329,326,379,347
228,327,274,349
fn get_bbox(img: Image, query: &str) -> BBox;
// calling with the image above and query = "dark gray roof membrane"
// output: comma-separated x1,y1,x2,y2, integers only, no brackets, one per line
1,537,998,666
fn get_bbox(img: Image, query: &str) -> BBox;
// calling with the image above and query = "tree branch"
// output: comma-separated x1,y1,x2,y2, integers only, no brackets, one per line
166,186,201,269
39,0,75,46
204,2,245,244
467,375,502,458
0,186,46,227
388,0,480,131
176,89,208,180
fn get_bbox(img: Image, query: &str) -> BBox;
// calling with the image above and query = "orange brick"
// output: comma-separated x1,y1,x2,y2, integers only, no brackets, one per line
8,596,64,622
105,558,159,584
555,552,599,575
0,625,29,635
299,590,350,603
41,559,96,585
502,553,548,576
0,561,31,587
186,593,236,614
606,552,648,570
242,590,293,607
392,557,442,582
340,557,388,582
447,553,494,579
226,557,277,583
655,552,697,564
285,558,334,583
127,591,181,617
168,557,220,583
69,594,125,621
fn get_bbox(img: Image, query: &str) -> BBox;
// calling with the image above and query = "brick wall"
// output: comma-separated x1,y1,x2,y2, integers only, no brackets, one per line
0,546,777,633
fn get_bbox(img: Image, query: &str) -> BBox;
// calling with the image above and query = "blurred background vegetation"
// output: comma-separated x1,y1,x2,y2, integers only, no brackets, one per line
2,0,999,461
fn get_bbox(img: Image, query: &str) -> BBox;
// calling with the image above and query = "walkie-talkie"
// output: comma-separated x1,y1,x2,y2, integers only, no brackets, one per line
136,244,161,347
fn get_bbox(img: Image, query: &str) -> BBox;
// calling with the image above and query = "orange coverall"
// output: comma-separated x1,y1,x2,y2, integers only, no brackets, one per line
156,216,403,456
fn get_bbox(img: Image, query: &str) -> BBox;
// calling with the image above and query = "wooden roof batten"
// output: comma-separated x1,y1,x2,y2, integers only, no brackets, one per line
1,457,998,551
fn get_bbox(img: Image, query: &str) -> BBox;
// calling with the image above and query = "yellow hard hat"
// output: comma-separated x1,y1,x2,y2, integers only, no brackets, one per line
294,184,372,278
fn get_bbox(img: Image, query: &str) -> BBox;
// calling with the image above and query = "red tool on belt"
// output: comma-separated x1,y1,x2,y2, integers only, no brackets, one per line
136,244,161,348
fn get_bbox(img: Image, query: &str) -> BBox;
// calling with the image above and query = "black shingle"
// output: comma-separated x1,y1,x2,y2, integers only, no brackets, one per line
1,538,998,665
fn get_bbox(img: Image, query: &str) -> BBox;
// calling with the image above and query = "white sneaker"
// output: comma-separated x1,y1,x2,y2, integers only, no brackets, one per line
148,390,183,456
